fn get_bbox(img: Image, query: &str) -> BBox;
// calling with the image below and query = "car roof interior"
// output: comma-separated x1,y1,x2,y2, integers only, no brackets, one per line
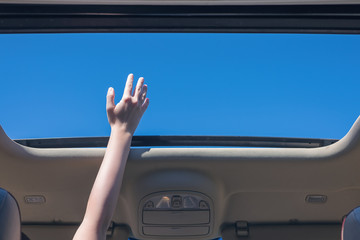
1,1,360,239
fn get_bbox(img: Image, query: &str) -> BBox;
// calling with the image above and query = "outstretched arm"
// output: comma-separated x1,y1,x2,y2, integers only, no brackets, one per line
73,74,149,240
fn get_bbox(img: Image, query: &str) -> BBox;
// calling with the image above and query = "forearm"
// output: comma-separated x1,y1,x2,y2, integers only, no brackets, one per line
82,127,132,235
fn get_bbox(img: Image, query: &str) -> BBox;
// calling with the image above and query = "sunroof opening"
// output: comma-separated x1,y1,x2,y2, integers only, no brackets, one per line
0,33,359,139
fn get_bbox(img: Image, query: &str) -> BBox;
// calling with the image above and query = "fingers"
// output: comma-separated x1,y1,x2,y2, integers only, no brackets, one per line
134,77,144,98
121,74,149,111
142,98,150,112
140,84,149,112
123,73,134,97
140,84,148,103
106,87,115,113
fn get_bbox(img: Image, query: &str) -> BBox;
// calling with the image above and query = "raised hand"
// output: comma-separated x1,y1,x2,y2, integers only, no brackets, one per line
106,73,149,135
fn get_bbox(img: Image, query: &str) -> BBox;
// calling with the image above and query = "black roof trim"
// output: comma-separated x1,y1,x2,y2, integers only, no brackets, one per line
14,136,338,148
1,4,360,33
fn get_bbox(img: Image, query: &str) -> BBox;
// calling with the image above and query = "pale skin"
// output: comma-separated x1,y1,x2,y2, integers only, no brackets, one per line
73,74,149,240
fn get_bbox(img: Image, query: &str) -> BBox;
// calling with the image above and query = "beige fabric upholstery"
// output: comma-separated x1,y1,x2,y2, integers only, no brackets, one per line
0,188,21,240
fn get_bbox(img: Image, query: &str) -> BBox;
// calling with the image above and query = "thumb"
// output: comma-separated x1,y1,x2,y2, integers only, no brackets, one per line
106,87,116,113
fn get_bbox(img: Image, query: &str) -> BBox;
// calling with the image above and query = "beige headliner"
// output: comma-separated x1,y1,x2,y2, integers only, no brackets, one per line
0,116,360,240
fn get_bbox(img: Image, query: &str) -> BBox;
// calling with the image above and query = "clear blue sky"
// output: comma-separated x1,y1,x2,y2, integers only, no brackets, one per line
0,33,359,140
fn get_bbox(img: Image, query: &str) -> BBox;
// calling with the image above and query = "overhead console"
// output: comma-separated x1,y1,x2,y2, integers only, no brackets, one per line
138,191,213,238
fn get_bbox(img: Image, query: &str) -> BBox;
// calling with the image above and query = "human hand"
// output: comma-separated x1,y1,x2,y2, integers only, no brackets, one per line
106,74,149,135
